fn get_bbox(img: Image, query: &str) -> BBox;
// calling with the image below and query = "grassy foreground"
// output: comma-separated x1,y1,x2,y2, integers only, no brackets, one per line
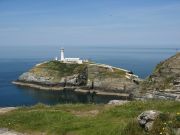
0,100,179,135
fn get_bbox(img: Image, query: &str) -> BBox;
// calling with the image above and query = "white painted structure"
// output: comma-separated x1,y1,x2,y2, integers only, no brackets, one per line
60,48,83,64
60,49,65,61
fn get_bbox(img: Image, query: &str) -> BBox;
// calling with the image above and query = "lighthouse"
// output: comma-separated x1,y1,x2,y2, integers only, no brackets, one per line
60,48,64,61
59,48,85,64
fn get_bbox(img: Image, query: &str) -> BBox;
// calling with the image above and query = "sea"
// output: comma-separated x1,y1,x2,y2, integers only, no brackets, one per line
0,46,177,107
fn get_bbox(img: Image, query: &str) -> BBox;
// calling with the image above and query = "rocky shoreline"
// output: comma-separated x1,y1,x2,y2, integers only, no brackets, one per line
12,81,131,99
12,81,65,91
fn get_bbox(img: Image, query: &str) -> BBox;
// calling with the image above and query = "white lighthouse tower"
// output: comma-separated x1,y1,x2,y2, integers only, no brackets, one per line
60,48,64,61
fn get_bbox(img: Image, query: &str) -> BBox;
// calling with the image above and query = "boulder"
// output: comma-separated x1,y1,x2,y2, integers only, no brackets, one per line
137,110,160,131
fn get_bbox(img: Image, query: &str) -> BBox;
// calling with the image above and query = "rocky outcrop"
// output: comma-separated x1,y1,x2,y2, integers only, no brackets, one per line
137,90,180,101
18,61,87,86
138,52,180,100
86,64,141,93
19,72,55,84
141,52,180,91
137,110,161,131
14,61,141,95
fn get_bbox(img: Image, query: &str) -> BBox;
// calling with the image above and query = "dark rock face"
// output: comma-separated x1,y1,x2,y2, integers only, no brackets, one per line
65,67,88,86
137,110,160,131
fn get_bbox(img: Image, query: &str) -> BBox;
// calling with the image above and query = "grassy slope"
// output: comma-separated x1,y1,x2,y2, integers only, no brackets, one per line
0,101,179,135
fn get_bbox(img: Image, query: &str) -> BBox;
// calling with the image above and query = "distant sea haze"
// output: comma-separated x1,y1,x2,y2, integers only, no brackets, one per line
0,46,176,78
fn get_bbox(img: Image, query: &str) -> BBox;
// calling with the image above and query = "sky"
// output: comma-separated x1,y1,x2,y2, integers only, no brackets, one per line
0,0,180,48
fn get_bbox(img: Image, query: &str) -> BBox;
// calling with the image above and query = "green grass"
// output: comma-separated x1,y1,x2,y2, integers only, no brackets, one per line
32,61,87,77
100,68,126,78
88,65,126,80
0,101,179,135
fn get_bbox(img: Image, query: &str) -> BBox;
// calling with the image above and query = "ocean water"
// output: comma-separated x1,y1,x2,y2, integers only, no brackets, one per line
0,46,176,107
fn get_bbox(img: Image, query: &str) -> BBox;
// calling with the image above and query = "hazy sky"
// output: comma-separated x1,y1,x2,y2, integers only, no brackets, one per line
0,0,180,47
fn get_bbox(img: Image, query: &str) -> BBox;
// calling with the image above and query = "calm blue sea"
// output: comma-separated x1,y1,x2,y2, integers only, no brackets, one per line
0,46,176,107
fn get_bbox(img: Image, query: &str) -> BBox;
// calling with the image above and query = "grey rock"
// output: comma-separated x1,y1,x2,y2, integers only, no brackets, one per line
18,68,87,86
19,72,54,84
139,90,180,101
139,119,146,125
108,100,129,105
137,110,160,131
145,121,154,131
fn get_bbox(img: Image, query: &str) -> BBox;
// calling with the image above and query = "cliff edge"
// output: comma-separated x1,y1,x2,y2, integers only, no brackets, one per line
139,52,180,100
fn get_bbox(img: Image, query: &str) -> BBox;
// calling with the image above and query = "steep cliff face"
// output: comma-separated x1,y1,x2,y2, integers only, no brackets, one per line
141,52,180,92
86,64,140,92
19,61,88,86
136,53,180,101
16,61,141,93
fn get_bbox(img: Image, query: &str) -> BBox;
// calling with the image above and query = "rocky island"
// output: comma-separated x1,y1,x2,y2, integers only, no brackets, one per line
13,60,141,99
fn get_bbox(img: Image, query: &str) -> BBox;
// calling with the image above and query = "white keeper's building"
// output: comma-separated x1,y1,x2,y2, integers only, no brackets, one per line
59,48,83,64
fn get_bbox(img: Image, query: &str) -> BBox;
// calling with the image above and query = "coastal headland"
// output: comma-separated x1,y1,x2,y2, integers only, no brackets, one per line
13,61,141,98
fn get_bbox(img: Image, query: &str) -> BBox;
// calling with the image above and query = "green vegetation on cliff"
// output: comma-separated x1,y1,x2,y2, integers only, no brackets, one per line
0,101,179,135
88,64,126,80
30,61,126,80
31,61,87,78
